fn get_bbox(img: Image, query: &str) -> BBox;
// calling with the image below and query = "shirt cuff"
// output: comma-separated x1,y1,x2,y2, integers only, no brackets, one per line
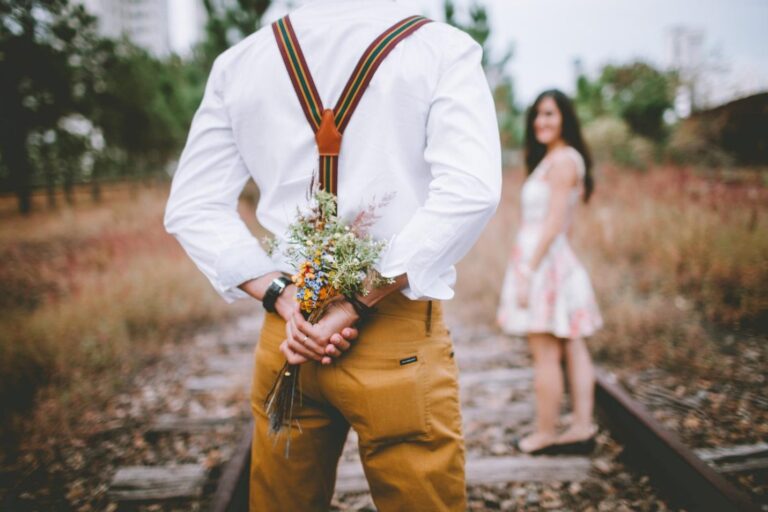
213,240,281,303
376,238,456,301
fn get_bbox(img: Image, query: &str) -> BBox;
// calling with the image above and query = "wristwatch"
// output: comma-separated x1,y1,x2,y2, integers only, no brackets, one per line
262,275,292,314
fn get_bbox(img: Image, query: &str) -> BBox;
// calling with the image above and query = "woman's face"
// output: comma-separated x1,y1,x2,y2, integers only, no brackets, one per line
533,96,563,146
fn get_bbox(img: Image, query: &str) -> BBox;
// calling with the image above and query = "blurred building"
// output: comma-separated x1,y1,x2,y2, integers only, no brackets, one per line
79,0,173,57
167,0,208,58
667,26,707,117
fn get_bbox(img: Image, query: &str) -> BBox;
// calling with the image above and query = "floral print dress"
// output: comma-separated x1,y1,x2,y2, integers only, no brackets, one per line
496,146,603,339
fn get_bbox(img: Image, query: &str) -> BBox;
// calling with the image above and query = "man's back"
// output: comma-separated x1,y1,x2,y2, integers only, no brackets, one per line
221,0,466,189
166,0,501,303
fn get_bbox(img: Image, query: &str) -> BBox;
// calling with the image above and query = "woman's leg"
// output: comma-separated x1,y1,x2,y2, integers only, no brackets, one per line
559,336,597,442
519,332,564,451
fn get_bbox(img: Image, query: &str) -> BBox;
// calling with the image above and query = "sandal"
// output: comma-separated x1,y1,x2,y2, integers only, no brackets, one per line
553,435,597,455
511,435,562,456
553,425,598,455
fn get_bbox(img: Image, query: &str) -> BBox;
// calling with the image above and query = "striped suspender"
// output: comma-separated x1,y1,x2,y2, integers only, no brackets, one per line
272,15,432,196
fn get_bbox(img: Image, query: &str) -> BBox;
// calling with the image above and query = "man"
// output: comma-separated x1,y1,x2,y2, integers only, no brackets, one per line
164,0,501,509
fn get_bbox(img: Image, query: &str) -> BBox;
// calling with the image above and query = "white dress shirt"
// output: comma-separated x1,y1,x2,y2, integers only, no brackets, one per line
163,0,502,304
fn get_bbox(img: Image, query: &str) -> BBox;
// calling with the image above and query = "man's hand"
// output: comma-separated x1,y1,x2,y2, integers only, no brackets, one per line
280,325,358,365
308,300,360,363
282,299,360,366
240,272,415,365
237,273,359,364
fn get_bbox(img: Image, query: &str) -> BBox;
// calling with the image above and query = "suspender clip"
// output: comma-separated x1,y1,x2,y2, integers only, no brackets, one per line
316,109,342,156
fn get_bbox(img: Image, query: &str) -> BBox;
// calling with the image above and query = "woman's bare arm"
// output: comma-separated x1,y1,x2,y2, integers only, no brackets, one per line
527,153,579,272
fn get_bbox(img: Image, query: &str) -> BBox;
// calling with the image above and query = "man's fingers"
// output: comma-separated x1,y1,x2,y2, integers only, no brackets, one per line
325,343,341,356
293,330,326,356
292,311,327,351
280,340,308,365
293,310,315,337
286,338,322,362
286,312,327,356
341,327,358,340
329,334,351,352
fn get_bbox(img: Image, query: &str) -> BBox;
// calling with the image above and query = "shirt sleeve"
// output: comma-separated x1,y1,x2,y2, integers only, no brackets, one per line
376,32,502,300
163,55,280,304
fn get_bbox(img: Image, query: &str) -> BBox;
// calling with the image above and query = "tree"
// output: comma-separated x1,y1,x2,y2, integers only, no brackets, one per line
575,61,676,142
0,0,98,213
601,62,676,141
0,1,216,213
91,39,191,181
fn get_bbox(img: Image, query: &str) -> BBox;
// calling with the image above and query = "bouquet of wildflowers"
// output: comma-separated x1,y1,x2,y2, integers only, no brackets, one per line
263,182,394,447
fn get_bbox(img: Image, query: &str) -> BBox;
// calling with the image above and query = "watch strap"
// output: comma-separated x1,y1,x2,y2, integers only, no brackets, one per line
263,276,292,313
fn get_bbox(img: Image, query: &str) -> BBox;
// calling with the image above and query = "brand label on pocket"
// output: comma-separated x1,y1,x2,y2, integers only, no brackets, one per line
399,356,418,366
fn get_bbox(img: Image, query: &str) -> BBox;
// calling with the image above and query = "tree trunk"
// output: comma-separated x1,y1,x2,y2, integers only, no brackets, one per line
2,126,34,215
45,165,57,209
63,165,75,206
91,174,102,203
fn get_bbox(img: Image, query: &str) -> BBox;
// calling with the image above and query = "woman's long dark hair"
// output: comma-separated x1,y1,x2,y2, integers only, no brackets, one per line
524,89,594,202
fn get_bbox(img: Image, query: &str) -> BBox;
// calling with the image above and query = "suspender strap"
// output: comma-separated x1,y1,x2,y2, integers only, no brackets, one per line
273,16,325,131
332,15,432,132
272,14,431,196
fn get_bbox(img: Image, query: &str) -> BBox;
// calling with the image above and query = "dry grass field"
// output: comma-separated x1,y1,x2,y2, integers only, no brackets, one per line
0,181,261,452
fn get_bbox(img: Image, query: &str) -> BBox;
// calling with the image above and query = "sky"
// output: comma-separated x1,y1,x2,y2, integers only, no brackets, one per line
169,0,768,107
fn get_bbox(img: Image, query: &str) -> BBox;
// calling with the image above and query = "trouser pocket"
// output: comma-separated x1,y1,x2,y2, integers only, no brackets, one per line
365,350,429,444
338,344,438,446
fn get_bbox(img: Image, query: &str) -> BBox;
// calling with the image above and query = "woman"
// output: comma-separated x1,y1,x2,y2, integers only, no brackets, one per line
496,89,603,455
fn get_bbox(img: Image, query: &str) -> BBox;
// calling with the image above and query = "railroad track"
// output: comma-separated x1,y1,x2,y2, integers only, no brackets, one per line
595,369,761,512
208,329,763,512
99,317,762,511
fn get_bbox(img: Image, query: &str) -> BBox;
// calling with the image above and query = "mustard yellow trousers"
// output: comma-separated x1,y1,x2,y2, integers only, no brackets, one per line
249,292,466,511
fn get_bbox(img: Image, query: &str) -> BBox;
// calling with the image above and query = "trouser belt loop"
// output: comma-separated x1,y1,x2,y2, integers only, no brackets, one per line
426,300,432,336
